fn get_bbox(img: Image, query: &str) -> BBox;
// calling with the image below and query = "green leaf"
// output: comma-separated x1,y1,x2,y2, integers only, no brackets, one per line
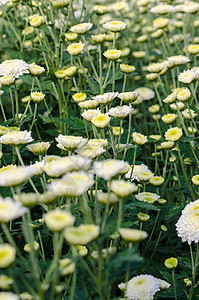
130,200,161,211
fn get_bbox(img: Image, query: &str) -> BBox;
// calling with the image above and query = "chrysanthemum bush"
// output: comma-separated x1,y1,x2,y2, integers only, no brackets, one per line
1,0,199,299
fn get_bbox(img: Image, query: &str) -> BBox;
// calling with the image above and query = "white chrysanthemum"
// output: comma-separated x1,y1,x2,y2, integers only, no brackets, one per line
76,145,106,159
125,274,160,300
150,4,175,14
108,105,133,118
0,197,27,222
110,180,138,197
178,69,196,84
27,142,50,155
87,139,108,148
134,87,155,101
92,159,129,180
47,171,94,197
0,60,29,78
70,22,93,34
118,91,139,102
176,199,199,244
0,131,34,145
81,108,101,121
167,55,190,66
0,165,37,187
64,224,100,245
103,20,126,32
44,155,91,177
55,135,87,151
135,192,160,203
93,92,118,104
125,164,151,181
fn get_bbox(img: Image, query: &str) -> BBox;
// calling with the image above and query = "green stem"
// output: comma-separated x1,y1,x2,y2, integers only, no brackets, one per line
172,269,177,300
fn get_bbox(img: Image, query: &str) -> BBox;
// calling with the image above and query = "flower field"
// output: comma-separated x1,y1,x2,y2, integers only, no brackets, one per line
1,0,199,299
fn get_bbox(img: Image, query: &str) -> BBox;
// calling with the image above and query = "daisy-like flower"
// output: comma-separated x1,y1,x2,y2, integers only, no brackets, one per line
0,60,29,78
125,274,160,300
108,105,133,118
167,55,190,66
93,92,118,104
182,109,197,119
148,104,160,114
66,43,84,55
103,20,126,32
133,51,146,58
118,91,139,102
91,33,106,44
14,192,38,208
135,192,160,203
138,171,154,182
70,22,93,34
31,91,45,103
125,164,151,181
29,63,45,76
165,127,183,142
110,180,138,197
153,17,169,29
170,101,185,111
146,73,159,81
44,209,75,232
178,69,196,84
0,131,33,145
150,4,176,14
87,139,108,147
188,44,199,54
91,113,110,128
163,91,177,104
0,275,13,290
30,16,45,27
0,244,16,268
119,228,148,242
47,171,94,197
177,88,191,101
161,113,177,124
103,49,121,60
78,100,99,109
0,165,37,187
27,142,50,155
0,197,27,222
51,0,70,8
147,62,166,73
120,64,136,74
0,75,15,86
132,132,148,145
134,87,155,101
65,32,78,41
150,176,164,186
92,159,129,180
64,224,100,245
55,135,87,151
72,92,86,103
81,109,101,122
76,145,105,159
160,141,175,149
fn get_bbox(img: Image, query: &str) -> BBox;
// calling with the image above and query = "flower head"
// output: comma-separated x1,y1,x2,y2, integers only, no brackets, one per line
103,49,121,60
70,22,93,34
91,113,110,128
135,192,160,203
165,127,183,142
64,224,100,245
108,105,133,118
165,257,178,269
0,131,33,145
176,199,199,244
0,60,29,78
66,43,84,55
92,159,128,180
55,135,87,151
0,197,27,222
0,244,16,268
44,209,75,231
103,20,126,32
178,69,196,84
135,87,155,101
125,274,160,300
132,132,148,145
110,180,138,197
